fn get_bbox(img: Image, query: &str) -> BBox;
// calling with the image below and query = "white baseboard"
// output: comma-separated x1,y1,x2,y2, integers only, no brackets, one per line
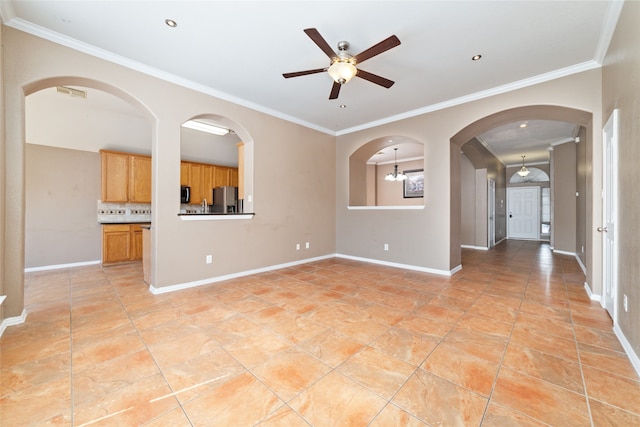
584,282,601,302
150,254,335,295
552,249,575,256
0,309,27,338
336,253,459,276
575,254,587,275
461,245,489,251
613,324,640,379
24,260,101,273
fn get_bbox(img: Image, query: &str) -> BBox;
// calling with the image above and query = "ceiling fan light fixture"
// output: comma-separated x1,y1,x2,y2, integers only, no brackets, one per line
328,59,357,84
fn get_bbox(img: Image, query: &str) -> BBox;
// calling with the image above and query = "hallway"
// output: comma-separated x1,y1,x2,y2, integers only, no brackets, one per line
1,241,639,425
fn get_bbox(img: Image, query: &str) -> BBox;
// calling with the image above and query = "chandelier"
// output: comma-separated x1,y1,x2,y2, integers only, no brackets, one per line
385,148,407,181
517,155,530,177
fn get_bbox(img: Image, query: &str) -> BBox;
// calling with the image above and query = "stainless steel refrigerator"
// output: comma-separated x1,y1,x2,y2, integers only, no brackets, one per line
212,186,238,213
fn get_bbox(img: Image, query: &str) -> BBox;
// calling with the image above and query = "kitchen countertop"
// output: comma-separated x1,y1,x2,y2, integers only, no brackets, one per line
99,221,151,225
178,212,255,221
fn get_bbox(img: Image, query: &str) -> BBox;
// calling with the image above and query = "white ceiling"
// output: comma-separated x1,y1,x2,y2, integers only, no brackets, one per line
1,1,621,164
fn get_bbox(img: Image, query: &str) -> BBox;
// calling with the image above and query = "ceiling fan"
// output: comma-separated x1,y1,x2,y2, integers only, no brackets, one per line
283,28,401,100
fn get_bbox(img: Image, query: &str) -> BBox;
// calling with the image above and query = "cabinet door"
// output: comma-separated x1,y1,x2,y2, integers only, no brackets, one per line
103,225,131,263
130,224,144,260
101,151,129,202
213,166,230,188
189,163,203,204
129,155,152,203
180,162,190,187
229,168,239,187
202,165,214,203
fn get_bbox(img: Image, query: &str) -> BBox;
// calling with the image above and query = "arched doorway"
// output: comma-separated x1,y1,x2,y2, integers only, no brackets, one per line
450,105,593,269
5,77,155,321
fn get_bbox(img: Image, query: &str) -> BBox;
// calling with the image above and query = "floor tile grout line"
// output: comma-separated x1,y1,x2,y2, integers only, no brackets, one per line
103,266,196,427
565,270,596,427
67,268,75,426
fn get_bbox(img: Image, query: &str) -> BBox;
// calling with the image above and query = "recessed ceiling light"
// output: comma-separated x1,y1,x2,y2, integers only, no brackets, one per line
165,19,177,28
339,104,347,109
519,122,528,128
472,54,482,61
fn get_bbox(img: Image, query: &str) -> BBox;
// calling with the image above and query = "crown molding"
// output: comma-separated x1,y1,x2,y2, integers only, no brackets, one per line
4,17,338,136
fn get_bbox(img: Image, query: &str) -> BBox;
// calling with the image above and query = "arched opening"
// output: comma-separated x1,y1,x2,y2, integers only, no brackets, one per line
349,135,424,207
450,105,592,269
25,82,153,269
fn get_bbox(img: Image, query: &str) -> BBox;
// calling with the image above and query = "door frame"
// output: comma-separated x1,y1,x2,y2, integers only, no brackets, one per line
601,109,619,321
488,178,496,247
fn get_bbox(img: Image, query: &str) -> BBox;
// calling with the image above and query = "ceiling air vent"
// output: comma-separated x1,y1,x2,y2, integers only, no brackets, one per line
56,86,87,98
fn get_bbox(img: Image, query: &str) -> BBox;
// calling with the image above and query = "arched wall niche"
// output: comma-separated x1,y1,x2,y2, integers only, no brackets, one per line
449,104,593,269
180,113,255,213
349,135,424,206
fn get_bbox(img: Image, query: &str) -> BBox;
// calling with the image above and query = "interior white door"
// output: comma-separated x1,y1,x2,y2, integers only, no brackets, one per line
601,110,618,319
507,187,540,240
488,179,496,247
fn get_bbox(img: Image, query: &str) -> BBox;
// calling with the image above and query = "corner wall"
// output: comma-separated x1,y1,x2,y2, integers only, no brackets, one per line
601,0,640,363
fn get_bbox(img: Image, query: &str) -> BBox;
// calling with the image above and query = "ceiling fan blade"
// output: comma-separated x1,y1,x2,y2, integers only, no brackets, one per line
304,28,338,59
329,81,341,99
353,35,401,64
283,68,327,78
356,69,395,88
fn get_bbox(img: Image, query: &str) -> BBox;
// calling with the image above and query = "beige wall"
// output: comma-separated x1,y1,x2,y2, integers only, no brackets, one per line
602,0,640,359
25,145,101,268
462,138,507,246
337,71,602,273
552,142,577,252
460,155,475,246
0,25,5,322
2,26,336,321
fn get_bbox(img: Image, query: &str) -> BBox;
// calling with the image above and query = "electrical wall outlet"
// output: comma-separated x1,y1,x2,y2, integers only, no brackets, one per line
206,255,212,264
624,294,628,312
384,243,389,251
296,243,300,251
305,242,310,249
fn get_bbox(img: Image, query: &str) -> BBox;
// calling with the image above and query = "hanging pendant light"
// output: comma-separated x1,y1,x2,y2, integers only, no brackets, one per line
517,155,530,177
385,148,407,181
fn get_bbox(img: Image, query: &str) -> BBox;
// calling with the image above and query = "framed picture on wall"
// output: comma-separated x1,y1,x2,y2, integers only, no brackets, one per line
403,169,424,198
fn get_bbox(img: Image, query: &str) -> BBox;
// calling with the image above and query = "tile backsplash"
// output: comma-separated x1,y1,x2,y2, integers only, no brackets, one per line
97,201,151,223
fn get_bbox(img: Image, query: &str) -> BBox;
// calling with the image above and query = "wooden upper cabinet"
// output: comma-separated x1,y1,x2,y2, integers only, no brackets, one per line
129,155,152,203
214,166,230,188
101,150,151,203
189,163,203,204
101,151,129,202
202,165,214,202
180,160,239,204
180,162,190,187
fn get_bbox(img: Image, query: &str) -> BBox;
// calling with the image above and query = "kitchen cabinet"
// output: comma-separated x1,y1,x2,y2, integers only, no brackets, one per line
101,150,151,203
180,160,238,204
129,156,152,203
102,223,149,264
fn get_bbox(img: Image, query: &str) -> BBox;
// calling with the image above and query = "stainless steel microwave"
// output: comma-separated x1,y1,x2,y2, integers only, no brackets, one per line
180,186,190,204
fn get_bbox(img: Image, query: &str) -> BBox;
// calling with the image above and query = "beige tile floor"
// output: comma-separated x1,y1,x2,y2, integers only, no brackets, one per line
2,240,640,426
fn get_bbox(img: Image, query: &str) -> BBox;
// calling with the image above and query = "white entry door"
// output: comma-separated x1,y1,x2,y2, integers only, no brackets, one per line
507,187,540,240
601,110,618,319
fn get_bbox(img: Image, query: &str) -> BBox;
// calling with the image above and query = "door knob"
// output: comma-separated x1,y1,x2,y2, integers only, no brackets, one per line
597,226,608,232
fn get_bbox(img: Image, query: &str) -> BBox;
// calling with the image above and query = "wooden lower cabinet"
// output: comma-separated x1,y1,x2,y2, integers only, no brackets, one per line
102,223,149,264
